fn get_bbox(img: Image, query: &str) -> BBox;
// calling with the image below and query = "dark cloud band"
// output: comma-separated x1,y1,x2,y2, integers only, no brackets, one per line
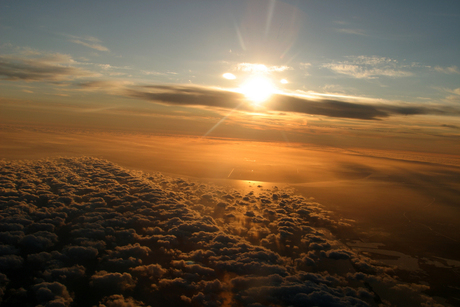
126,84,455,120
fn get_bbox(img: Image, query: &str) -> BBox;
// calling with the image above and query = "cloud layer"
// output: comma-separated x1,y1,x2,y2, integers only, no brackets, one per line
0,157,446,306
126,85,457,120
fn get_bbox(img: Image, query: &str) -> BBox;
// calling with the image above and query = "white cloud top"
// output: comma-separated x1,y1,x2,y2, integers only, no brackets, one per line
237,63,291,73
323,56,413,79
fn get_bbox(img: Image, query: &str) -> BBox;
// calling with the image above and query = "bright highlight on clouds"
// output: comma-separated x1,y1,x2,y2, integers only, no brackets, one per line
222,73,236,80
237,63,291,73
280,79,288,84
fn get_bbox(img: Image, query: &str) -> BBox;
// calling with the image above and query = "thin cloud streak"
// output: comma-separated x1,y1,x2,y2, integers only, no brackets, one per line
70,40,109,52
441,124,460,130
434,65,460,74
335,28,369,36
67,35,110,52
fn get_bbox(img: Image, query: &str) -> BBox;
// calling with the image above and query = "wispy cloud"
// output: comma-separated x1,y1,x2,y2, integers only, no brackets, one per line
0,52,98,81
445,87,460,96
336,28,368,36
441,87,460,103
434,65,460,74
298,62,311,75
67,35,109,52
323,56,413,79
441,124,460,130
142,70,178,76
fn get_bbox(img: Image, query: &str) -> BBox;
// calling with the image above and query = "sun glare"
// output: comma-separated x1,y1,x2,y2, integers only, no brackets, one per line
240,76,276,105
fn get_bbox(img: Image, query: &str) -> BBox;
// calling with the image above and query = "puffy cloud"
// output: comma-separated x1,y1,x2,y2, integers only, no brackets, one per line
171,260,216,278
130,264,167,279
0,254,24,271
0,223,24,232
43,265,86,282
27,252,55,267
102,257,142,272
90,271,137,293
27,223,56,233
0,244,19,256
0,157,447,306
63,245,99,259
324,249,354,260
0,273,8,303
98,294,149,307
19,232,57,252
32,281,72,307
111,243,151,259
189,291,224,307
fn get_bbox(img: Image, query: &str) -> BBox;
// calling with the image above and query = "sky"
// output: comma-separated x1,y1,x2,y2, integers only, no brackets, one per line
1,2,460,305
1,0,460,153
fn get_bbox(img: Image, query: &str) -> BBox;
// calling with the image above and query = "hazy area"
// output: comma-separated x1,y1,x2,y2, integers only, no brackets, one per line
3,124,460,254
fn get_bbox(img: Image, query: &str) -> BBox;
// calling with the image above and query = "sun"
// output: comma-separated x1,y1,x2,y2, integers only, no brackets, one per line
239,76,276,105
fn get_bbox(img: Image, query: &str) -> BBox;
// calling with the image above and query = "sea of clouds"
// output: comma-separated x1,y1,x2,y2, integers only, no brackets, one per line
0,157,445,306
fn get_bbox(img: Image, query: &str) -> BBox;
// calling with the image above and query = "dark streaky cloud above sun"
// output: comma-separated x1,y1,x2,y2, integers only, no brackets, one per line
125,84,460,120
